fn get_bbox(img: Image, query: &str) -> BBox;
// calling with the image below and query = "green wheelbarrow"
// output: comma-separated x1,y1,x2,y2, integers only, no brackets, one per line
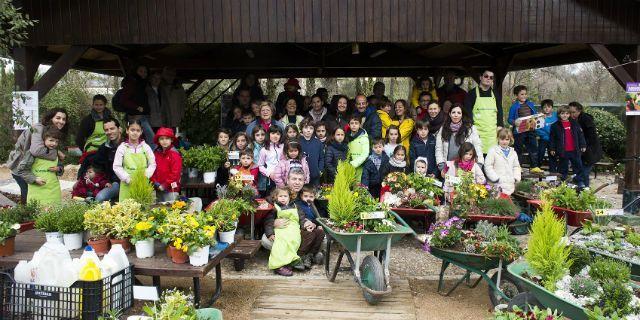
429,247,525,307
316,211,415,305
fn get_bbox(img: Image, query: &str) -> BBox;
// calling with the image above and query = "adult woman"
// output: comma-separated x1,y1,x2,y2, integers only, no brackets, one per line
280,97,304,127
426,102,445,135
331,95,351,131
435,103,484,174
6,108,69,204
246,101,285,135
394,99,415,152
411,76,439,107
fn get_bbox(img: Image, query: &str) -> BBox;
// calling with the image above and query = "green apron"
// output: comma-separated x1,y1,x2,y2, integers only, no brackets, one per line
118,147,149,202
268,204,301,270
27,157,61,206
84,120,106,152
473,87,497,154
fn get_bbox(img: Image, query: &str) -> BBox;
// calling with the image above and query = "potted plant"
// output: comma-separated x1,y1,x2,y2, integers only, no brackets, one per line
157,211,216,264
205,198,253,244
0,201,39,232
142,289,198,319
180,147,200,179
57,203,88,250
84,201,113,255
0,220,21,256
131,219,156,259
35,210,62,243
108,199,144,253
184,145,226,183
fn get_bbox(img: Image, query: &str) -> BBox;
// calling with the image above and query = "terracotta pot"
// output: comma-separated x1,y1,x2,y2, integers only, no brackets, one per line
168,246,189,264
88,237,110,256
0,237,15,257
110,238,132,253
166,245,172,258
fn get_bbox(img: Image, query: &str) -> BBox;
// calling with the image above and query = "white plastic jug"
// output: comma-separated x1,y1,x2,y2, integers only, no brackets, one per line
105,244,130,273
79,246,101,266
14,260,32,284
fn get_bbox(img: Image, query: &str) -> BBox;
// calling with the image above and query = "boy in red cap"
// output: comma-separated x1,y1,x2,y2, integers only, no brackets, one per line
151,127,183,202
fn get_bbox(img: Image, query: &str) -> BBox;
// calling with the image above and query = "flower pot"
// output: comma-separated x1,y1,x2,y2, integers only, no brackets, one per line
188,167,199,179
19,221,35,233
168,246,189,264
218,229,236,244
110,238,132,253
189,245,210,266
45,232,63,244
88,237,110,256
62,233,83,250
166,244,172,258
203,171,217,184
0,237,16,257
134,238,155,259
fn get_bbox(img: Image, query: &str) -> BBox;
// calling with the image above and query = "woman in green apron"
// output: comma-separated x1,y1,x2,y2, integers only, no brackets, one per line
112,120,156,202
268,188,302,276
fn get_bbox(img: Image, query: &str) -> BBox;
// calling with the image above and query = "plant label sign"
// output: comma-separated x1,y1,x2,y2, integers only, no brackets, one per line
545,176,558,182
432,180,443,187
228,151,240,160
360,211,386,220
626,82,640,116
12,91,39,130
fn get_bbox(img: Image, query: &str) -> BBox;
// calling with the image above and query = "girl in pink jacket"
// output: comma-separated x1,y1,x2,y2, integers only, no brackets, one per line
271,140,310,187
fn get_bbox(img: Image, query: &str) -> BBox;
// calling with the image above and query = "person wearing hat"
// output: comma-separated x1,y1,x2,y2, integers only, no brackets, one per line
275,78,304,118
151,127,183,202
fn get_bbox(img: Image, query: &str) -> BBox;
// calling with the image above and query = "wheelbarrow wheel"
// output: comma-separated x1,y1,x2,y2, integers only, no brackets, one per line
360,255,385,305
488,271,526,307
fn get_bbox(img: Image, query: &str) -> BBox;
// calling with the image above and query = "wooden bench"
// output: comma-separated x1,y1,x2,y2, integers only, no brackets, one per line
593,162,615,179
228,239,261,271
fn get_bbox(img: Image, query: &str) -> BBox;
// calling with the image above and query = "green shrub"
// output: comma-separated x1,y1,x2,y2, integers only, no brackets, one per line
569,276,599,298
601,281,633,317
180,145,226,172
585,107,625,160
568,246,592,276
328,161,358,226
56,203,87,234
625,232,640,247
478,198,519,216
588,258,631,284
35,210,59,232
0,201,39,224
515,179,535,194
129,169,155,206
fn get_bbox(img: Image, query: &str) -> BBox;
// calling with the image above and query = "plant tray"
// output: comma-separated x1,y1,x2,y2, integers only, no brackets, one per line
390,207,434,217
551,207,591,227
429,247,504,270
581,246,640,280
18,221,35,233
466,215,516,223
316,217,413,252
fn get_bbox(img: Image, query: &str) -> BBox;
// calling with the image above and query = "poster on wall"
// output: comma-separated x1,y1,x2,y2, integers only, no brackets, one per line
626,82,640,116
12,91,39,130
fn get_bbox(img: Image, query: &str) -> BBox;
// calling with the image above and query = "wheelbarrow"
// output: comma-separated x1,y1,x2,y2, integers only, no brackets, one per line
429,247,525,307
316,211,415,305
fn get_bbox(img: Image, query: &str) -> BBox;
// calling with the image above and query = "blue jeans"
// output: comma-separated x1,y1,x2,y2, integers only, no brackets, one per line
558,151,584,187
12,174,28,204
96,182,120,202
581,164,593,188
514,131,539,168
127,115,156,150
537,139,557,172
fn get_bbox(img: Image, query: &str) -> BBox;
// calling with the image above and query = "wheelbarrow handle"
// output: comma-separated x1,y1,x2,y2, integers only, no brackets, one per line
389,210,417,237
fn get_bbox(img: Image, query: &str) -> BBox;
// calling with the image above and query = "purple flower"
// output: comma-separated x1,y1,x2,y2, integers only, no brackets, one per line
440,229,449,237
422,242,431,252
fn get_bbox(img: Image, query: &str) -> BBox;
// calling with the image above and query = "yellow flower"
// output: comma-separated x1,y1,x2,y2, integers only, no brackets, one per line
135,221,153,231
231,214,237,220
354,192,359,198
172,201,187,210
182,245,188,253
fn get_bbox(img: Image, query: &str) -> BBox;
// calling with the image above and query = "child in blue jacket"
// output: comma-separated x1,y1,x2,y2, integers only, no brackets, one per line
409,120,438,177
508,85,539,171
298,118,325,186
361,138,389,199
535,99,558,173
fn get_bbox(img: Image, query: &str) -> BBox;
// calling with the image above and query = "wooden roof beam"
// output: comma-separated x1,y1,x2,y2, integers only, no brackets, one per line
31,46,88,99
589,44,635,87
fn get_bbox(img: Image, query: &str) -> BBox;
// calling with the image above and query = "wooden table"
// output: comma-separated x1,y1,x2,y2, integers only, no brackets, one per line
0,230,236,307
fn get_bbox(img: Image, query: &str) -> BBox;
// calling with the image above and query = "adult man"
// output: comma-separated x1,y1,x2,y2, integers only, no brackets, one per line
91,118,123,202
76,95,113,178
372,81,389,102
261,169,325,263
437,70,467,105
162,67,186,130
354,94,382,141
464,69,504,154
569,102,603,187
146,71,168,129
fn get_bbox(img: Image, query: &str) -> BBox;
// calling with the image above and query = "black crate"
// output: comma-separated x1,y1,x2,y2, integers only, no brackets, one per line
0,265,134,320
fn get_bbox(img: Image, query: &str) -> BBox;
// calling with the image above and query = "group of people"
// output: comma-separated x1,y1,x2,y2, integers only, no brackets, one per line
5,69,604,277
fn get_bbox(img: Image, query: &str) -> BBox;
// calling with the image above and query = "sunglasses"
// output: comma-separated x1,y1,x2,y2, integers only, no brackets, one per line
483,74,494,80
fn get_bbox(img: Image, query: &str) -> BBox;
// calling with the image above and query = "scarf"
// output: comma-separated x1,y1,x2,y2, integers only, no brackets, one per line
428,112,445,133
259,119,272,131
369,153,383,170
449,121,462,132
458,159,475,172
310,107,327,122
389,157,407,168
500,146,510,158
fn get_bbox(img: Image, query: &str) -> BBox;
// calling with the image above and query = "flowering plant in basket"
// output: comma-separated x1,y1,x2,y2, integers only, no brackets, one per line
0,221,21,244
205,198,255,232
423,216,465,252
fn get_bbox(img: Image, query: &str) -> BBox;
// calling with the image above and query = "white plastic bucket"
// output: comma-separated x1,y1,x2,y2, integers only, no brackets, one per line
218,230,236,244
203,172,217,184
45,232,63,244
134,238,155,259
188,245,210,267
62,233,83,250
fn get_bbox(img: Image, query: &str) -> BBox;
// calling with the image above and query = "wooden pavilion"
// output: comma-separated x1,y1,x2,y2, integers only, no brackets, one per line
10,0,640,205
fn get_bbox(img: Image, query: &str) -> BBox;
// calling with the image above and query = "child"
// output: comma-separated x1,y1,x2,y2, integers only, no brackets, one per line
298,119,324,186
381,145,410,178
484,129,522,196
17,127,65,205
230,132,252,166
443,142,486,193
215,128,231,151
377,100,398,138
267,187,303,276
257,126,284,196
251,126,267,163
72,165,108,200
347,115,370,182
285,123,300,141
384,125,401,157
361,138,389,199
241,110,255,131
113,120,156,201
536,99,558,173
272,140,310,187
324,127,348,183
295,184,326,267
414,157,429,177
549,105,586,187
508,85,540,172
151,127,183,202
315,121,328,143
233,149,259,187
409,121,437,176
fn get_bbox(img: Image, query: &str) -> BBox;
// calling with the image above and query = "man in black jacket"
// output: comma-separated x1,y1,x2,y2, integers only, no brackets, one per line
569,102,603,187
91,118,123,202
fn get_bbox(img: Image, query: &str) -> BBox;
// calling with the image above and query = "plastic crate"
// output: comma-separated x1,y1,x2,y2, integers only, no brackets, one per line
0,265,134,320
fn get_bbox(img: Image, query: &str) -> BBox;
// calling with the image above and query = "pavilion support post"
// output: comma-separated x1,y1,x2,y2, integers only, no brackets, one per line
590,44,640,212
30,46,88,99
493,54,514,101
12,47,42,91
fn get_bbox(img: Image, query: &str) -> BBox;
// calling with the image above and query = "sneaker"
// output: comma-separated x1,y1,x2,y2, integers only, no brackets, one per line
291,260,306,271
302,254,313,269
314,251,325,265
275,266,293,276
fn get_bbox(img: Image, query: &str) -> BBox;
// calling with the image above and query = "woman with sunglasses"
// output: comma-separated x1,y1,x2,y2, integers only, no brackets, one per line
463,69,505,155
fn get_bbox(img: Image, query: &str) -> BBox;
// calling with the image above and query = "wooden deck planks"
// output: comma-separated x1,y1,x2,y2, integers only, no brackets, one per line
251,279,416,320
